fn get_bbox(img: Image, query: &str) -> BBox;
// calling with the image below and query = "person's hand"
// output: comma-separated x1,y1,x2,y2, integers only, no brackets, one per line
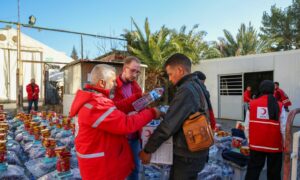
139,150,151,164
153,107,161,119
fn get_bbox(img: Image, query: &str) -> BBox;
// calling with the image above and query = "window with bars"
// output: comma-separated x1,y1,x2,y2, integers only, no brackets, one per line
219,75,243,95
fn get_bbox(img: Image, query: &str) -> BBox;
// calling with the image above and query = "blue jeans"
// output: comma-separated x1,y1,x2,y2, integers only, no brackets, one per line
127,139,141,180
28,100,38,113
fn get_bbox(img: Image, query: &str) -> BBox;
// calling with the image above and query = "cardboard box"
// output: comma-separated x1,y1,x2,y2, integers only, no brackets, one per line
141,123,173,165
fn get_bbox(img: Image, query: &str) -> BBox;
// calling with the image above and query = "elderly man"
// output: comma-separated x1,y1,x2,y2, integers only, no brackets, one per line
69,64,160,180
113,56,143,180
26,78,39,113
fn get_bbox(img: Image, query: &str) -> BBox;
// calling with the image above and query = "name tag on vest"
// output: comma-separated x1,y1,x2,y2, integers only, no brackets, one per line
257,107,269,119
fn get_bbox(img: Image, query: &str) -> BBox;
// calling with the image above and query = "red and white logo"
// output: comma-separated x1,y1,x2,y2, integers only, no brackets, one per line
257,107,269,119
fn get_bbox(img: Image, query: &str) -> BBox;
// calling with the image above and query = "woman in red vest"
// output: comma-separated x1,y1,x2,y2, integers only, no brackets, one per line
244,80,287,180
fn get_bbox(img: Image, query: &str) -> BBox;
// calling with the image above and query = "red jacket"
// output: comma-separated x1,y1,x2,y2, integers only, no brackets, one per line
112,75,142,112
249,95,283,153
69,85,156,180
26,83,39,100
274,88,292,107
113,75,143,139
243,90,251,103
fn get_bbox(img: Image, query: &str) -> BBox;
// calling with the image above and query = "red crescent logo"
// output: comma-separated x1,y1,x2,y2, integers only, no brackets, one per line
145,130,152,138
262,108,267,115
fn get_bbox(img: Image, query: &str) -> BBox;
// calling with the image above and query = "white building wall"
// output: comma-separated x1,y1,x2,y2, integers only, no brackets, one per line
193,50,300,126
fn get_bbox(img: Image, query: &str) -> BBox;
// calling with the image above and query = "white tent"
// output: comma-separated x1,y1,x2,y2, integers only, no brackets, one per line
0,27,74,102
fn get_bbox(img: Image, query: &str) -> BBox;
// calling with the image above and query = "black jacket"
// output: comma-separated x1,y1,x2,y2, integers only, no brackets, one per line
144,74,209,158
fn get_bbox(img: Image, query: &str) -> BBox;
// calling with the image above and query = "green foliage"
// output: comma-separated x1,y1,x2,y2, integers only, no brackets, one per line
123,18,173,71
124,0,300,62
215,23,270,57
123,18,212,70
260,0,300,50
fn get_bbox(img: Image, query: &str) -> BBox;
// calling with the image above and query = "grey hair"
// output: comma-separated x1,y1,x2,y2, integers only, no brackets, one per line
90,64,116,85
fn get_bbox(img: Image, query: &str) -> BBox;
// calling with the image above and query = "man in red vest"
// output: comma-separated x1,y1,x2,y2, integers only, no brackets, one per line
244,80,287,180
243,85,251,120
274,81,292,112
112,56,144,180
26,78,39,113
69,64,160,180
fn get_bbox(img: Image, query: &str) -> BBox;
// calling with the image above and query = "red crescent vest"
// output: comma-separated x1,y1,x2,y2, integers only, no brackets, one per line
249,95,283,153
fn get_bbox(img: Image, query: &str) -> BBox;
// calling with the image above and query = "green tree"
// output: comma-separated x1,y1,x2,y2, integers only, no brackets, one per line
260,2,299,50
123,18,174,93
202,43,223,59
123,18,213,102
292,0,300,45
70,46,79,60
216,23,270,57
168,25,209,63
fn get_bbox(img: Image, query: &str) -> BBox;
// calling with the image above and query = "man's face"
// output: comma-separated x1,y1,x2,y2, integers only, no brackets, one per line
247,86,251,91
274,84,279,89
31,79,35,84
123,61,141,82
166,65,184,85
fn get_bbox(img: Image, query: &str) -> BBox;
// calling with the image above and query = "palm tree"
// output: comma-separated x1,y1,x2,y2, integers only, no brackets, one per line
168,24,209,63
215,23,270,57
123,18,173,71
123,18,174,95
123,18,217,101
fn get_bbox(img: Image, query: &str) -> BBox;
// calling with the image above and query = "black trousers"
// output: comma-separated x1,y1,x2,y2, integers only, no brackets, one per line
169,155,206,180
245,150,282,180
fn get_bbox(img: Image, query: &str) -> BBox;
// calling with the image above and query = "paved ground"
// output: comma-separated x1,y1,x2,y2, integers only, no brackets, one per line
2,102,63,115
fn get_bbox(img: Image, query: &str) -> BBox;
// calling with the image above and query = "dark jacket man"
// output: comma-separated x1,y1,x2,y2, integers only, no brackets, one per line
140,53,209,180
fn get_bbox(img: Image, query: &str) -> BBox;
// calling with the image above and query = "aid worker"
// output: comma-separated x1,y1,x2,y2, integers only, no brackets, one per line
244,80,287,180
274,81,292,112
69,64,160,180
